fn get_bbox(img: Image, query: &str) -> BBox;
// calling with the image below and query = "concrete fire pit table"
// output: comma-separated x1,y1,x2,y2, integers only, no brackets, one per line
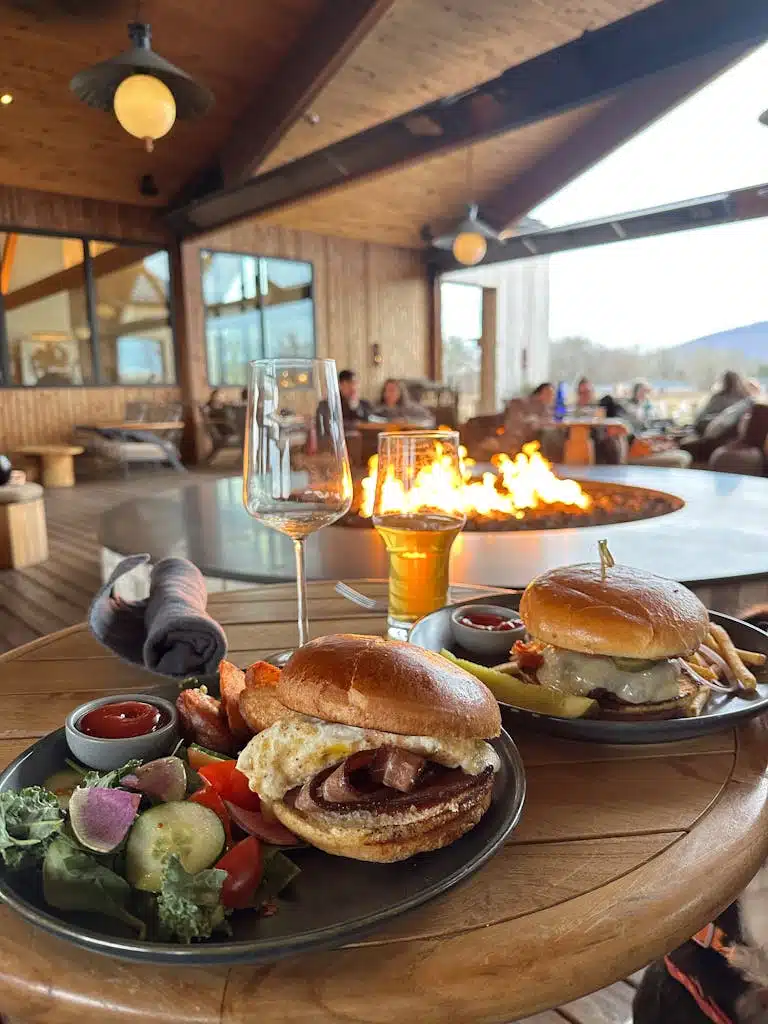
99,465,768,616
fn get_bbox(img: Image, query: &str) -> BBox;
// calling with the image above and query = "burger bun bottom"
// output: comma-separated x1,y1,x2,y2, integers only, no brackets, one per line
272,773,494,863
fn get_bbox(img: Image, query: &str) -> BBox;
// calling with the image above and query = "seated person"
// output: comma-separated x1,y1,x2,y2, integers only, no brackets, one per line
693,371,751,435
373,378,434,426
502,383,562,460
601,387,692,468
317,368,372,436
338,369,372,425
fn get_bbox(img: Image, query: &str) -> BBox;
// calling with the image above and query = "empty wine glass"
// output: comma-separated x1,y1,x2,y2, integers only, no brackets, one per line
243,358,352,646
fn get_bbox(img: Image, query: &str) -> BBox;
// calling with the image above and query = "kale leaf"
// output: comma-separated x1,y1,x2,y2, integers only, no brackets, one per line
43,835,146,937
156,854,229,944
80,759,143,790
0,786,63,870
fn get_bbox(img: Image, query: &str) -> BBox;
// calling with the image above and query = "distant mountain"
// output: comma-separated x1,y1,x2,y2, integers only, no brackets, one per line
672,322,768,361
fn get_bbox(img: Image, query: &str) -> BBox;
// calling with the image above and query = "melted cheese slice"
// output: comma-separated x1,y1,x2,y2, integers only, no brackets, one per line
237,714,501,802
537,646,681,705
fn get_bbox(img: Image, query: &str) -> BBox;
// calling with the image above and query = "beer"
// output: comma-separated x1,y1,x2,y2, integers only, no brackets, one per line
373,512,463,626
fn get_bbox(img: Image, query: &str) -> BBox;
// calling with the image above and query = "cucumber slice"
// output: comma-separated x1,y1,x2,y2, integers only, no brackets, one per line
43,768,83,809
442,650,596,719
125,802,225,892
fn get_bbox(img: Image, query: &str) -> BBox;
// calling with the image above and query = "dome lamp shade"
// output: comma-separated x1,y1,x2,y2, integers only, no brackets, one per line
70,22,213,146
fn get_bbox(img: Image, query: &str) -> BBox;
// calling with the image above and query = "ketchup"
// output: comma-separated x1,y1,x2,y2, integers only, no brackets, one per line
457,612,523,632
78,701,166,739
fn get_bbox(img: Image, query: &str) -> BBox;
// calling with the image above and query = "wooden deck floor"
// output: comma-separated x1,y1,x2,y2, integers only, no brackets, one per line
0,471,642,1022
0,469,203,653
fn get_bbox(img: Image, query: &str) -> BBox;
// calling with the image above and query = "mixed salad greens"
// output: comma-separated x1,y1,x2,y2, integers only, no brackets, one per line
0,744,300,944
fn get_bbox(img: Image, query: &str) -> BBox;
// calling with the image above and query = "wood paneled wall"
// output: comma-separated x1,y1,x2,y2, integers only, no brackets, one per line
0,387,181,450
0,187,177,452
181,221,430,457
0,185,168,243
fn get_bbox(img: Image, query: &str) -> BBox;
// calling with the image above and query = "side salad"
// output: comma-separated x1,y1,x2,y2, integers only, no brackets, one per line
0,745,300,944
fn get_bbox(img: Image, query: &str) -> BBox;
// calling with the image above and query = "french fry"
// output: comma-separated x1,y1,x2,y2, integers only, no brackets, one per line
690,651,708,669
688,687,710,717
709,623,757,690
707,629,721,653
736,648,767,668
686,659,717,682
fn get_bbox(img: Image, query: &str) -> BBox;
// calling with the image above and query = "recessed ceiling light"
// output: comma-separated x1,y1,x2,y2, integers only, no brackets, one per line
0,94,13,106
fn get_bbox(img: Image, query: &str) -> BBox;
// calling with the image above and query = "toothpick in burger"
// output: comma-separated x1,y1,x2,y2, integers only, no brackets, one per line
518,543,710,720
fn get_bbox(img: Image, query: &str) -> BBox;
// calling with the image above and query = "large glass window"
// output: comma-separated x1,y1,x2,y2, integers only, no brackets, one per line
201,250,314,386
440,281,483,421
89,242,175,385
0,230,174,387
2,233,92,385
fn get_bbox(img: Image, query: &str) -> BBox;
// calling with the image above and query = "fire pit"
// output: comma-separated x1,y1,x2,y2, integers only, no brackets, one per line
341,442,682,532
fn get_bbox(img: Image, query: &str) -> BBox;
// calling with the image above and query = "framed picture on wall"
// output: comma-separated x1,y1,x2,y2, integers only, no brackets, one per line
18,335,84,386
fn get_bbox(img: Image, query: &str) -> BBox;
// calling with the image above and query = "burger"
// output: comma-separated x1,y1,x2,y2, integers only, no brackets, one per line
236,634,501,862
518,563,710,720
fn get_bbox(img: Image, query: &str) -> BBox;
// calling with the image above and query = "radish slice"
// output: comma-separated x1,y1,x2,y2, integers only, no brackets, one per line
69,787,141,854
677,657,737,694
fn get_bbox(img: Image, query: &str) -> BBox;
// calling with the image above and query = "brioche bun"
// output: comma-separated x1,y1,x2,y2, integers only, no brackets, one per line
278,634,501,739
520,563,708,659
272,771,494,862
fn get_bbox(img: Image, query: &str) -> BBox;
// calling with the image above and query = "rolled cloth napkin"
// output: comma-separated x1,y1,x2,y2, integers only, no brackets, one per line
88,554,227,677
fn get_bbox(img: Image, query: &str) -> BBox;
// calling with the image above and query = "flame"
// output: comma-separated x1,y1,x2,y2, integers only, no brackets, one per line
360,441,591,519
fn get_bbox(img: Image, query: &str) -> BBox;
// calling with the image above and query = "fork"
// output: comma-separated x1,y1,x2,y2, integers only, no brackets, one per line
335,581,387,613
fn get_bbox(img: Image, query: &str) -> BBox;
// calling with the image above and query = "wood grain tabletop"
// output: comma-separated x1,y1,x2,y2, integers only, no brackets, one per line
1,580,768,1024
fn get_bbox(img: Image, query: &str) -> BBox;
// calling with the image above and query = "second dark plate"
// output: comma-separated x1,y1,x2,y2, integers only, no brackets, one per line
409,593,768,743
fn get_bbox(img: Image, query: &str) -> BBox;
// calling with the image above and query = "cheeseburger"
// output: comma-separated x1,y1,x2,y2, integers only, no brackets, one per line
518,563,709,720
236,634,501,862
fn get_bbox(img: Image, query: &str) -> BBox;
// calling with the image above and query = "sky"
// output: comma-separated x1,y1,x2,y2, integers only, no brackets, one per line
528,41,768,351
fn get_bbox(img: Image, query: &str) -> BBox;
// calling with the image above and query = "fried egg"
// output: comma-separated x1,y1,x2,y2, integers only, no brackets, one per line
236,714,501,802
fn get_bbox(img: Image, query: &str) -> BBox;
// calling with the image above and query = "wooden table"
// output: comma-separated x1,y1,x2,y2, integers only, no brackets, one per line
1,579,768,1024
16,444,84,488
548,418,628,466
80,421,184,431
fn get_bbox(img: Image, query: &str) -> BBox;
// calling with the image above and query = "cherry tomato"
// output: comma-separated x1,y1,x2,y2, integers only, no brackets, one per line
189,782,233,847
216,837,263,909
78,701,163,739
198,761,261,812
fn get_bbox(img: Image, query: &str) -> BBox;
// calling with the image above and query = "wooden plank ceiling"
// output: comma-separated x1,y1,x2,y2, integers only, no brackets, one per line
0,0,739,248
258,0,658,174
0,0,326,206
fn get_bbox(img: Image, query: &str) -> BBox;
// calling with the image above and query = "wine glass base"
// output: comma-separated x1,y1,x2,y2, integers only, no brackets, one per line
264,648,296,668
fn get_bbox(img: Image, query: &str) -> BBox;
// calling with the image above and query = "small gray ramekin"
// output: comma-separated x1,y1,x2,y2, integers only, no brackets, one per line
65,693,179,771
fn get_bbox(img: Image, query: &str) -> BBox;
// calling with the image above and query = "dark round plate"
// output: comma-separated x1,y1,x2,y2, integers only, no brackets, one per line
409,593,768,743
0,727,524,965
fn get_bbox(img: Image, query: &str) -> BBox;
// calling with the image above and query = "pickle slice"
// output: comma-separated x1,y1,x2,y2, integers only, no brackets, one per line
441,650,597,719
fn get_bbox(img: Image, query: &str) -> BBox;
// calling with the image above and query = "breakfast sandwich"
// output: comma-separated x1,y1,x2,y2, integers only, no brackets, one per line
237,634,501,862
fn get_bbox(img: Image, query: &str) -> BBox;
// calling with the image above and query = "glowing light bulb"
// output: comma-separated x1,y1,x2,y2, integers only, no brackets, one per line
452,231,487,266
114,74,176,152
0,94,13,106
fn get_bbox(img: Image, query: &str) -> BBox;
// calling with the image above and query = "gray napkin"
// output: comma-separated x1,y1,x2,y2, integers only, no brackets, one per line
88,554,227,678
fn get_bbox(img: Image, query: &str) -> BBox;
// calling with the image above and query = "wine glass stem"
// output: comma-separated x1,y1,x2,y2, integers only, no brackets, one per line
293,538,309,647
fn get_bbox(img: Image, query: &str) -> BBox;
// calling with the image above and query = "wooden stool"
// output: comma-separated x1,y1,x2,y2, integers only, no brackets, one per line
16,445,84,488
0,483,48,568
